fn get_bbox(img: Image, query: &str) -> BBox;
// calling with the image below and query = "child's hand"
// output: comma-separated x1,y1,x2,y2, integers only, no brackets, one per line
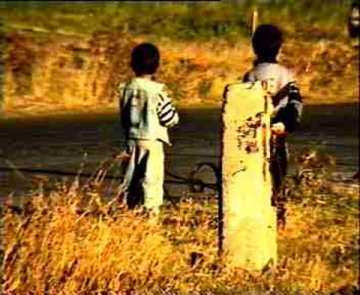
271,122,286,135
112,151,131,161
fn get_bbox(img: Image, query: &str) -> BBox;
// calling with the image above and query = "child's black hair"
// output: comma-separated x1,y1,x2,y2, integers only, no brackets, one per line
130,43,160,76
252,24,283,63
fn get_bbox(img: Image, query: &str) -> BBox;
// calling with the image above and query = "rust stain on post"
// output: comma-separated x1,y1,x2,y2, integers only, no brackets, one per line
221,81,276,271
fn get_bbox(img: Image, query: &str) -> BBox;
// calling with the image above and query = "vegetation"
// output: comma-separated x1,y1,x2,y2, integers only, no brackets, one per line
0,1,354,42
0,1,358,293
2,28,359,116
2,152,359,294
1,0,358,116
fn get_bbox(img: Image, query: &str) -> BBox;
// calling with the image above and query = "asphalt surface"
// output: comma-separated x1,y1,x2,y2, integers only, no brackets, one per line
0,103,358,200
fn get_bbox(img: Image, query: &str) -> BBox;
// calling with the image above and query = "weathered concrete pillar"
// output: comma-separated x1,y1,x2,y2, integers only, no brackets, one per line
221,81,277,271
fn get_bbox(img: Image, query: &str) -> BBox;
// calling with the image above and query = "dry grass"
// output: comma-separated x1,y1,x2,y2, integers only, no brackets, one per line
3,29,359,117
2,155,359,294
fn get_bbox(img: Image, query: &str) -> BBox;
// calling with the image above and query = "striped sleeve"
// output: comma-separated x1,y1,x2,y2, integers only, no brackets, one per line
156,89,179,128
242,70,254,82
287,81,303,120
271,81,303,133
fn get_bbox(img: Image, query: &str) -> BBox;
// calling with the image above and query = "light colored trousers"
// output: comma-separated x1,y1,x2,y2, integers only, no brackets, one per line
121,139,164,214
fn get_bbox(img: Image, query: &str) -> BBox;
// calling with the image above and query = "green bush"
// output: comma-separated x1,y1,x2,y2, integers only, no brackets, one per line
0,1,353,41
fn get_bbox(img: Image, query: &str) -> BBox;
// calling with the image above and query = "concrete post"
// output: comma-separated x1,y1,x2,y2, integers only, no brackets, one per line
221,81,277,271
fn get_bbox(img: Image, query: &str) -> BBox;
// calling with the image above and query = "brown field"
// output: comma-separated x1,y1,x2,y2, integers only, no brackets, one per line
2,29,359,118
2,159,359,294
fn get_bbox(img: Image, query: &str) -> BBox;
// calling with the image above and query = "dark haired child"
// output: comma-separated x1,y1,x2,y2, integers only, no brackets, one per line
119,43,179,216
348,1,359,47
243,24,303,227
348,1,360,38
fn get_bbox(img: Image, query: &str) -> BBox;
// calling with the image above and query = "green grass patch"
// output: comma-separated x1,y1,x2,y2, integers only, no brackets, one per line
0,1,354,42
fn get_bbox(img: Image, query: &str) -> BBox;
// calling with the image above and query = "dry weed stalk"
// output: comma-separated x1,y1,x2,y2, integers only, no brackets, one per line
1,155,359,294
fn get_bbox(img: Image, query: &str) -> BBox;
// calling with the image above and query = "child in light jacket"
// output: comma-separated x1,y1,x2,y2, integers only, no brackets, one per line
119,43,179,215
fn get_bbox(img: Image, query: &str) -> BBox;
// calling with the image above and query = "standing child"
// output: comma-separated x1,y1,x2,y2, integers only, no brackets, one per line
348,1,359,45
119,43,179,216
243,24,303,227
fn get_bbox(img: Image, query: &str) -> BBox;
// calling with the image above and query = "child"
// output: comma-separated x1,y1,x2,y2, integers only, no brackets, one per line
348,1,360,47
243,24,303,227
119,43,179,216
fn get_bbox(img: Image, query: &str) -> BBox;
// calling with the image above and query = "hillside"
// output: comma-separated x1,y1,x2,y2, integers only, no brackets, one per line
1,1,358,116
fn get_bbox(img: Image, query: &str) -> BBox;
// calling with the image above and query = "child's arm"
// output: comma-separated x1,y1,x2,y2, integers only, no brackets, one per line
118,83,129,130
271,81,303,133
157,87,179,128
242,71,253,82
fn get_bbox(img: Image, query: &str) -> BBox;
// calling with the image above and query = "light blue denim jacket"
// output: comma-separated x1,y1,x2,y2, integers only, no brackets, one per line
119,77,179,145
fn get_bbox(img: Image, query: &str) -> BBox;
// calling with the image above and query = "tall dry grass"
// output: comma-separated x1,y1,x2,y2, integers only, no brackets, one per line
2,154,359,294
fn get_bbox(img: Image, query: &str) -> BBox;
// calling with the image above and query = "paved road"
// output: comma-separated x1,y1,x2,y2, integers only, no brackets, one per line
0,103,358,199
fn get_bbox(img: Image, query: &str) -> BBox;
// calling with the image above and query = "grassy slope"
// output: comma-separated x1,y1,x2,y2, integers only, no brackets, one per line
0,1,353,41
2,31,358,118
1,1,359,116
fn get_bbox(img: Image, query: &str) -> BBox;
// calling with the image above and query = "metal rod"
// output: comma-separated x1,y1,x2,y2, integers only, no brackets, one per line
0,166,217,187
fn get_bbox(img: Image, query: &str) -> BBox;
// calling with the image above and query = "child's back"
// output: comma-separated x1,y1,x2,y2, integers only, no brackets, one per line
244,62,292,95
121,76,178,145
